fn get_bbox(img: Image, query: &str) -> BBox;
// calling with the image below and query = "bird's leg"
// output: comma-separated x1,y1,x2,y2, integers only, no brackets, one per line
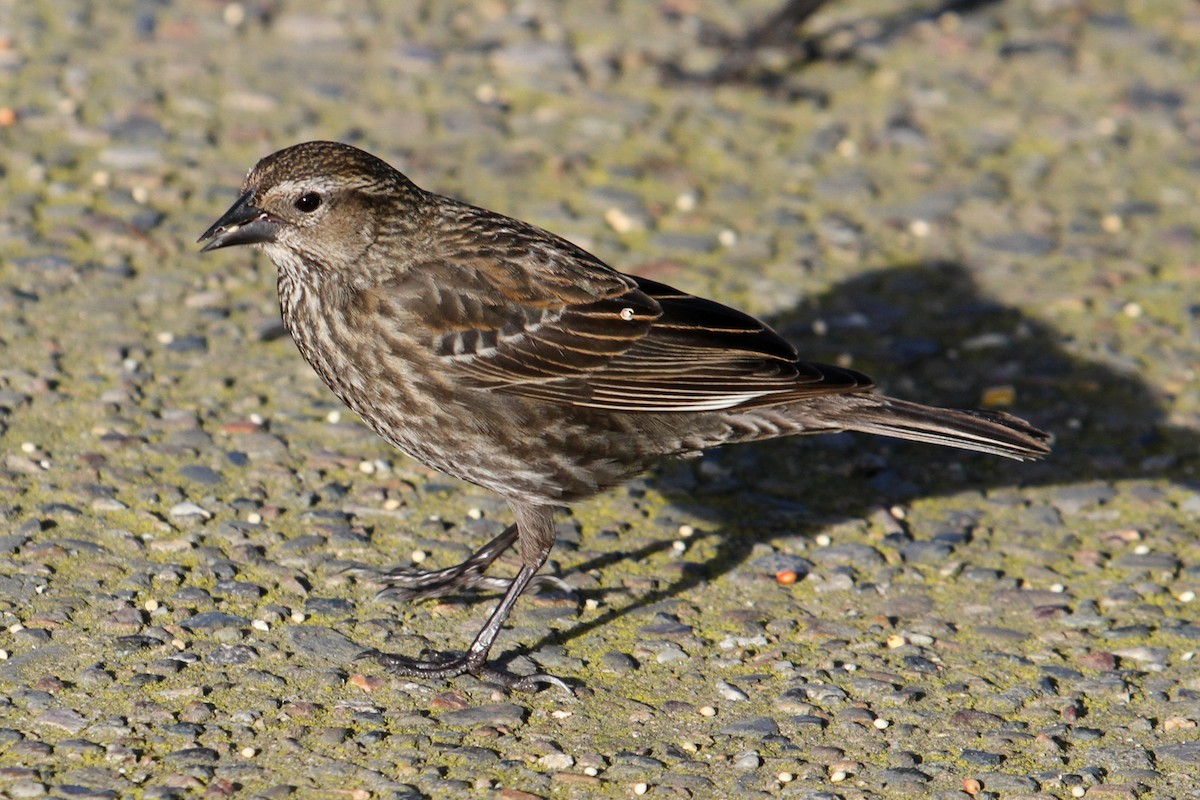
377,522,571,602
365,504,572,693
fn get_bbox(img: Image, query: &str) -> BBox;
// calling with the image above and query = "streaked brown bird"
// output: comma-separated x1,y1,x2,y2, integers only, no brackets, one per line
199,141,1050,691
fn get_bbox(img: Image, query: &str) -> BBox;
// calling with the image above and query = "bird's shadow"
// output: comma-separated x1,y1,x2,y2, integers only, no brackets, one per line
512,259,1195,660
662,0,1010,97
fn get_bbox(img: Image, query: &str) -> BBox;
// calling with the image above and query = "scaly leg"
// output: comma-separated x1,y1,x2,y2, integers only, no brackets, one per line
377,522,570,602
364,503,571,693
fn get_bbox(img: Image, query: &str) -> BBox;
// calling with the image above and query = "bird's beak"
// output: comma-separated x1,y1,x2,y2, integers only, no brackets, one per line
197,191,280,252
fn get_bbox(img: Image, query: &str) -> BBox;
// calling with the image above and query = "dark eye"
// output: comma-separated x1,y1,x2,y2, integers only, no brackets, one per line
295,192,322,213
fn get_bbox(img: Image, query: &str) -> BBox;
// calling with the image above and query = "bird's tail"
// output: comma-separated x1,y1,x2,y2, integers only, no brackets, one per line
834,396,1052,462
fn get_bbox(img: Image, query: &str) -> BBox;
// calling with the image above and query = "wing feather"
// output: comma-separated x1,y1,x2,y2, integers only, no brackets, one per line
379,203,872,412
433,271,871,411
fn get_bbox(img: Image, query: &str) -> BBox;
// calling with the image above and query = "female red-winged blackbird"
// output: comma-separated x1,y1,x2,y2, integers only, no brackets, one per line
200,141,1050,692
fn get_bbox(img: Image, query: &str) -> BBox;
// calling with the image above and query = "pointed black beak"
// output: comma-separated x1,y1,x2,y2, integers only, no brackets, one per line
197,192,280,252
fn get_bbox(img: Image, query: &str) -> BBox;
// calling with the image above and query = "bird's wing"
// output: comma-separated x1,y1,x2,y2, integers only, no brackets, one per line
567,276,874,411
390,207,871,412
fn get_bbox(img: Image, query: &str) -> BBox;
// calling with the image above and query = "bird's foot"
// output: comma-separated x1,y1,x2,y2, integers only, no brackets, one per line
358,648,572,694
378,565,572,603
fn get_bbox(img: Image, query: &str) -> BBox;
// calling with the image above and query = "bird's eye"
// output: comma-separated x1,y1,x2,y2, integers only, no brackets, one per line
295,192,322,213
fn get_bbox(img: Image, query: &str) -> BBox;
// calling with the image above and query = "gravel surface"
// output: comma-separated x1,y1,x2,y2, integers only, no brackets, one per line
2,1,1199,798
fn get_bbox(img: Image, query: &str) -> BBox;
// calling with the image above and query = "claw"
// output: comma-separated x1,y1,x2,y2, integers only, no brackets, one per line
364,648,573,694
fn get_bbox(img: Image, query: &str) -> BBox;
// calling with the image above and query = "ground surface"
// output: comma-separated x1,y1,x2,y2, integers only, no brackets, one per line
1,1,1199,798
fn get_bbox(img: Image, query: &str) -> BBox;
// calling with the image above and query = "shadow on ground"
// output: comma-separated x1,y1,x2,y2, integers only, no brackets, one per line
505,259,1197,664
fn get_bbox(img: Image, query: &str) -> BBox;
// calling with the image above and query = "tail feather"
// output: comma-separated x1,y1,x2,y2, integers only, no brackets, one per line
838,397,1052,462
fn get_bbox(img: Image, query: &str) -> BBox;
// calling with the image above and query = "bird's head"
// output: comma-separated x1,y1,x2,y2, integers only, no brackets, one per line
198,141,422,282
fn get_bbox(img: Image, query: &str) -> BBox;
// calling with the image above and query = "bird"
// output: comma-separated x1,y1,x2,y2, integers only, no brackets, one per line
199,140,1051,692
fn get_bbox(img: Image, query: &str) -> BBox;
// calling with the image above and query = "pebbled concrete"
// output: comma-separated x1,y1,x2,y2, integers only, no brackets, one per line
0,1,1198,798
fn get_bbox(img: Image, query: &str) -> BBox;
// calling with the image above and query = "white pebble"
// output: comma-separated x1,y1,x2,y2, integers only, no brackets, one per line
223,3,246,27
604,207,634,233
169,502,212,520
716,680,749,701
537,752,574,770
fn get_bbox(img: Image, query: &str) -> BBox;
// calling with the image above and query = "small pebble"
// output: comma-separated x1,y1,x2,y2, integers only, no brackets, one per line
223,3,246,26
700,706,717,717
633,783,648,796
605,208,635,233
716,681,748,701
